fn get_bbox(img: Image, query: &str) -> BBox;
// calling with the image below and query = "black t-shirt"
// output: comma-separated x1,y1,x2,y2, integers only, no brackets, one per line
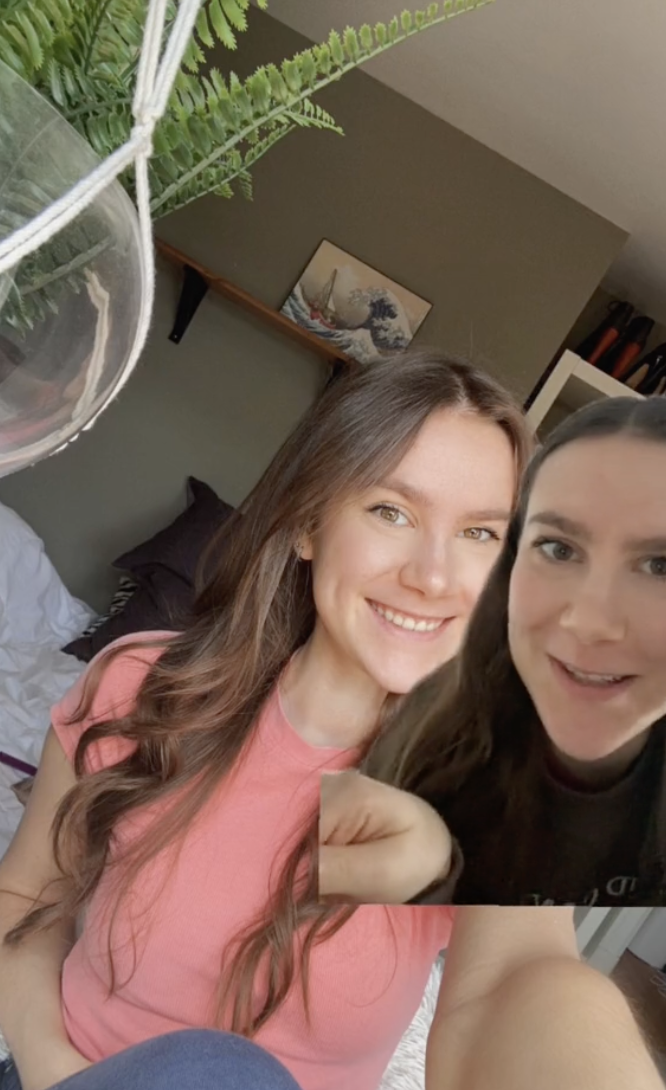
413,727,665,906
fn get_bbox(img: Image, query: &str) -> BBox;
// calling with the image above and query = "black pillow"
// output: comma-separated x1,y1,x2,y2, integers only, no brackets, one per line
113,477,234,583
63,569,192,662
62,477,235,662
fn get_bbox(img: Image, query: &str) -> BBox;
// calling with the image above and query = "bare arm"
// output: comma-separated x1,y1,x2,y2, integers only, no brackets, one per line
0,728,91,1090
427,907,662,1090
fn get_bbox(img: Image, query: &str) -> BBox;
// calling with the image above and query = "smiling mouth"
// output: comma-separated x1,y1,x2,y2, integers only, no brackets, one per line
552,657,634,688
369,600,448,633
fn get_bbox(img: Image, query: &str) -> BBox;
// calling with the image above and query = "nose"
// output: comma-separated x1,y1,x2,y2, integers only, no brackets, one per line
559,575,626,644
398,534,459,600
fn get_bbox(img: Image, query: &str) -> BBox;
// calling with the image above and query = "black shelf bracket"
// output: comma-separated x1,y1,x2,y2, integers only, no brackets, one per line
168,264,209,344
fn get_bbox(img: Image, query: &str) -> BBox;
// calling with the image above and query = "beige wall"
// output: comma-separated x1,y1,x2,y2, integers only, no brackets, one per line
0,10,627,610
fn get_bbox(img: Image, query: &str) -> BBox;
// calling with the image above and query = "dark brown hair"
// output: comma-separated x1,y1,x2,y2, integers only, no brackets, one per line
363,395,666,903
5,348,531,1029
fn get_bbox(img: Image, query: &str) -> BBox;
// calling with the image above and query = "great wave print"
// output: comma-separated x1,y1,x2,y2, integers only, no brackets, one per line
280,240,432,365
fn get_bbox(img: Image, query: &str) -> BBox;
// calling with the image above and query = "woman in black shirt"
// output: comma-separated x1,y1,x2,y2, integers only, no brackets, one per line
320,395,666,906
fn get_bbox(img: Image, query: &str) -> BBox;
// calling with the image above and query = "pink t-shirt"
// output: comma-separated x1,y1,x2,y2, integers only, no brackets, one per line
51,634,454,1090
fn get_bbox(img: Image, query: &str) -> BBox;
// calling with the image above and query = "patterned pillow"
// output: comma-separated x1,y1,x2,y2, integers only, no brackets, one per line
77,575,137,638
62,477,235,662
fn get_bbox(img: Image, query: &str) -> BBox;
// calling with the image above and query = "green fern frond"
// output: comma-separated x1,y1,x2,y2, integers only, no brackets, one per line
152,0,496,216
0,0,73,77
0,0,496,335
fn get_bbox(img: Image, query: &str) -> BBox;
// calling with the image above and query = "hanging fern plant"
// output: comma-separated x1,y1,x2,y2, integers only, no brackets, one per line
0,0,494,333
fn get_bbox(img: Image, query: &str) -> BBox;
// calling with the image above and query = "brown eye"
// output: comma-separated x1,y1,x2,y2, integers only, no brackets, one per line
460,528,498,542
535,539,575,563
369,504,408,526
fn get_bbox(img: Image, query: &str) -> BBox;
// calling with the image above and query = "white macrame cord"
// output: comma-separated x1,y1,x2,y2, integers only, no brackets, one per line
0,0,205,437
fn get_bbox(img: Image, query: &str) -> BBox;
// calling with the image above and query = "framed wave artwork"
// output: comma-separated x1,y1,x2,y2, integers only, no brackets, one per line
280,240,432,365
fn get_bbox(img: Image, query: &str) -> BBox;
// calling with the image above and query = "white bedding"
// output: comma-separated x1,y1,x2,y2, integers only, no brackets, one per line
0,500,94,858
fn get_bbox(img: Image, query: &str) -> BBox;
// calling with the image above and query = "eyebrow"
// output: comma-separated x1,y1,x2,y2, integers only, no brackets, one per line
379,477,511,522
528,510,666,553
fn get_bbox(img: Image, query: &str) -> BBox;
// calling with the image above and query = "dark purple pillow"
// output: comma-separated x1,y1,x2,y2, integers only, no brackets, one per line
62,477,235,662
113,476,234,583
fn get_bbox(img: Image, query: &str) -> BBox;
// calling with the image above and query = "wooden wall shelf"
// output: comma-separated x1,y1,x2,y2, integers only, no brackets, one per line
155,238,353,370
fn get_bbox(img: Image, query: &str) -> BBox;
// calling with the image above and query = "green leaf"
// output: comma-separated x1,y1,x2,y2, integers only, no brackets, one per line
208,113,230,143
265,63,289,104
181,35,206,74
195,8,215,49
229,71,253,121
213,92,242,132
298,49,317,87
343,28,360,62
0,35,27,75
247,69,272,113
208,0,237,50
220,0,248,33
188,114,213,155
209,67,228,98
282,58,302,95
313,44,332,77
4,24,31,68
388,16,400,41
202,75,220,107
374,22,388,47
62,64,78,99
328,30,345,68
237,170,253,200
30,7,61,48
152,124,172,157
401,10,413,32
359,24,374,51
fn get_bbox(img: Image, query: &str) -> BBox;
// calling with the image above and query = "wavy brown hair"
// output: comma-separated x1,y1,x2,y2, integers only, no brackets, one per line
5,348,531,1031
363,395,666,904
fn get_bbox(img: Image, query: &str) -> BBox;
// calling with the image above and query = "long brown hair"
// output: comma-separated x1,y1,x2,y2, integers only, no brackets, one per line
5,348,531,1031
363,395,666,904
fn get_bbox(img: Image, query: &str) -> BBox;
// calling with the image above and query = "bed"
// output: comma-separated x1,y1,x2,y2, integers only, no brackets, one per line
0,500,94,858
0,493,441,1090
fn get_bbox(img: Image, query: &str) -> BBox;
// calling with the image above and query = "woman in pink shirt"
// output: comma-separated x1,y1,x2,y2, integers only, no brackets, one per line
0,350,652,1090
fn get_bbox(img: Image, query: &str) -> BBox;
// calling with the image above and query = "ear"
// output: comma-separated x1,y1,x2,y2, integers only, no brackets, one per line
298,532,314,561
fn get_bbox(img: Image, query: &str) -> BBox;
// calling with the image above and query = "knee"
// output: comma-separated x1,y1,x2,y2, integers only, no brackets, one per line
123,1029,300,1085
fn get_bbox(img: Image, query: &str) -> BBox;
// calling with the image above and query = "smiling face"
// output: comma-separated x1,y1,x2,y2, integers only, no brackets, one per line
300,408,517,699
508,434,666,779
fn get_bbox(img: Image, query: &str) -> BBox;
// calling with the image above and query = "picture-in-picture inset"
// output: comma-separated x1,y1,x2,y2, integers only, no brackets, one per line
318,394,666,908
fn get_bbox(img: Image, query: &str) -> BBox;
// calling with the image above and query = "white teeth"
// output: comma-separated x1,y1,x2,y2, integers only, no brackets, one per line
372,603,443,632
563,664,625,686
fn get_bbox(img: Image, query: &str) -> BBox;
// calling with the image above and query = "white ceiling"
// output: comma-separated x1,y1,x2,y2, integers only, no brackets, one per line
266,0,666,324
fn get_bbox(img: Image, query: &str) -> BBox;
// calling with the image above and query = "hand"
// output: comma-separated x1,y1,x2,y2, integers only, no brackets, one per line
318,770,452,904
18,1041,92,1090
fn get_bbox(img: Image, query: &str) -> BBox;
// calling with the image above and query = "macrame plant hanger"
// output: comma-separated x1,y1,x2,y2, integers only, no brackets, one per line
0,0,205,468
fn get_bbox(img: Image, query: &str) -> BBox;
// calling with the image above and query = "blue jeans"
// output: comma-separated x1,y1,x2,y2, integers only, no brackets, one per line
0,1030,303,1090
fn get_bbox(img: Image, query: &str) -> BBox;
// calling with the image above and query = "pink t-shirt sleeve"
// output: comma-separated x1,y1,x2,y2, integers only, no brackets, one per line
51,633,173,774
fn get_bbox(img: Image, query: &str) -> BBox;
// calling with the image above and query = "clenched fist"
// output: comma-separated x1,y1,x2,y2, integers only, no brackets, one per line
318,770,454,905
